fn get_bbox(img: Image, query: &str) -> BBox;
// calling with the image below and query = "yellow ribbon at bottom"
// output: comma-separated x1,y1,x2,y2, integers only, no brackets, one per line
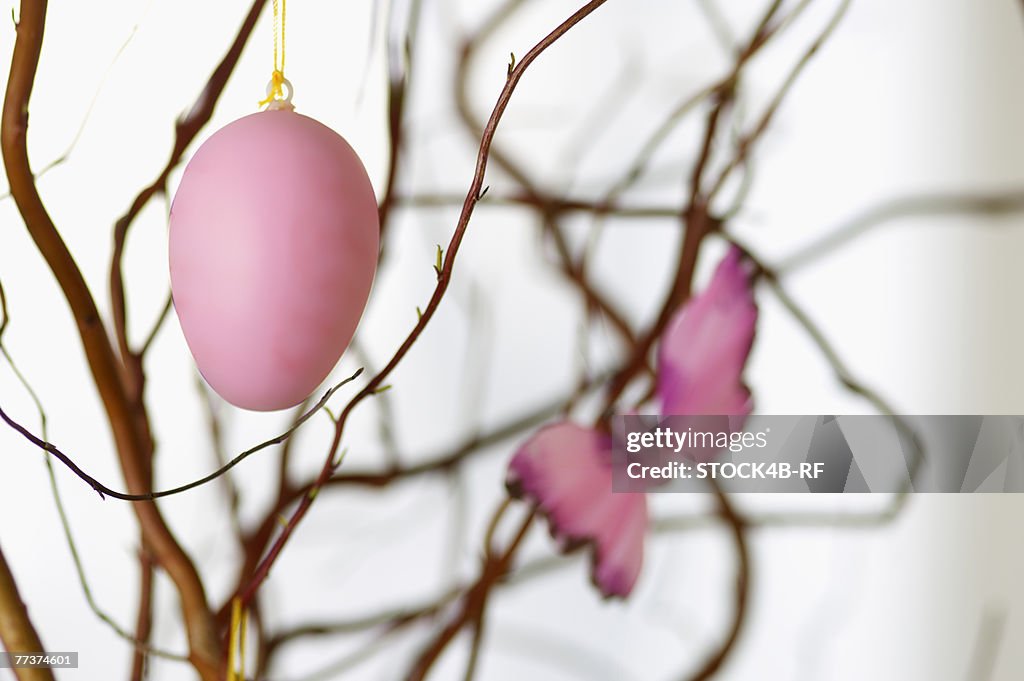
226,598,248,681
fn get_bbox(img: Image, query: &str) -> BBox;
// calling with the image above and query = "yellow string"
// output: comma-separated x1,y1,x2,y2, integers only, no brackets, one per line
226,598,249,681
275,0,286,76
258,0,288,107
239,604,248,681
226,599,240,681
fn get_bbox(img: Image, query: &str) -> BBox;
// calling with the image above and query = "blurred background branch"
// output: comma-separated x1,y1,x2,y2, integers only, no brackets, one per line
2,0,1024,679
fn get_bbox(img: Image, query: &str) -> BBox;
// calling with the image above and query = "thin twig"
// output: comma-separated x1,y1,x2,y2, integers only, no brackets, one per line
707,0,853,201
236,0,616,609
377,0,426,247
406,507,535,681
778,189,1024,274
0,280,187,663
454,0,641,350
223,371,611,633
138,293,172,358
0,542,55,681
398,192,682,218
600,0,787,416
109,0,269,369
197,379,244,542
2,2,224,674
0,17,141,201
678,481,749,681
0,371,362,502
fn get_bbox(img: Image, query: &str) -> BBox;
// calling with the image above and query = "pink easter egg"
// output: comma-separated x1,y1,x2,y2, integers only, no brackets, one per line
169,110,378,411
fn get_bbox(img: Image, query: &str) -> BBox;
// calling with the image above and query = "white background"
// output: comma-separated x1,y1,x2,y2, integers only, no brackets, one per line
2,0,1024,679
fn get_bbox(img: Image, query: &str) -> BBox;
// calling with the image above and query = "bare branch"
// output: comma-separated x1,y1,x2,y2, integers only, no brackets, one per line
708,0,853,201
2,1,222,675
677,481,749,681
778,189,1024,273
109,0,268,373
236,0,617,609
0,542,54,681
0,371,362,502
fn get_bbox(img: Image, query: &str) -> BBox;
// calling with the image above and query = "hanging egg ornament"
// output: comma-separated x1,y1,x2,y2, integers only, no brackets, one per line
169,71,379,411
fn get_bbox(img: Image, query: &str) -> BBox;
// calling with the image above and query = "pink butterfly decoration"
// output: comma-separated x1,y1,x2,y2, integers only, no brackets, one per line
506,247,758,598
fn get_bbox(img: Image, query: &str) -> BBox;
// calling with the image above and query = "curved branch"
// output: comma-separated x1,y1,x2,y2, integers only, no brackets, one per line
778,188,1024,273
0,542,54,681
679,482,750,681
599,0,786,415
109,0,268,373
236,0,617,609
377,0,425,247
2,3,223,675
454,0,639,349
0,372,360,502
707,0,852,201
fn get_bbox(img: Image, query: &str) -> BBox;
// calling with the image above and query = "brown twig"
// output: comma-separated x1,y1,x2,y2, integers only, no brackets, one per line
0,1,931,678
0,18,139,202
197,378,244,544
406,506,535,681
777,188,1024,273
138,293,172,359
598,0,787,418
109,0,268,377
377,0,425,247
454,0,639,349
235,0,616,610
1,291,187,663
707,0,853,202
399,191,682,218
221,372,608,631
0,541,55,681
129,548,155,681
262,488,912,666
730,237,904,417
264,586,462,657
2,2,222,676
0,372,361,502
679,481,750,681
